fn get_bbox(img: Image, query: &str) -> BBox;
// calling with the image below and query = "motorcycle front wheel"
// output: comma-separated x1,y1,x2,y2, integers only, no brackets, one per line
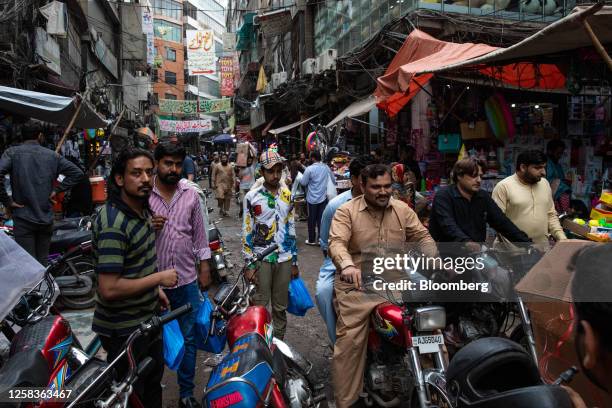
410,382,453,408
56,256,96,310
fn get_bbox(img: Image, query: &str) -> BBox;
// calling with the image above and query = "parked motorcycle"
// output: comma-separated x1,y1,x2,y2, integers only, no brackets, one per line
201,244,324,408
208,220,233,283
0,266,102,402
359,275,452,408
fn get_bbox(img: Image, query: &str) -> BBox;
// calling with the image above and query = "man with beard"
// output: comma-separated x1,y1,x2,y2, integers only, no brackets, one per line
242,150,299,340
209,152,219,188
212,153,236,216
93,148,178,408
492,150,566,249
563,244,612,407
328,164,437,407
429,158,531,251
149,143,211,408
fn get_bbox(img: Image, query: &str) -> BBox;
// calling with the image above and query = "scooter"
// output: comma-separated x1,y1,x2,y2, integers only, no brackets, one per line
201,244,324,407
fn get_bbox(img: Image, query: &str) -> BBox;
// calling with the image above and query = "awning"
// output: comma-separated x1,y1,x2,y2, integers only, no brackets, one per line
325,96,377,128
375,4,610,116
267,112,324,135
262,116,278,136
0,86,108,129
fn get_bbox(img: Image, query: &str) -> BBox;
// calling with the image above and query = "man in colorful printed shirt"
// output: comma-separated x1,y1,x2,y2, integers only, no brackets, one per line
149,143,211,408
242,150,299,340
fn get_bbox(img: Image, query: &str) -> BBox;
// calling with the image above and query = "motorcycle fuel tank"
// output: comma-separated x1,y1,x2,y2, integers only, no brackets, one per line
370,302,408,347
226,306,272,348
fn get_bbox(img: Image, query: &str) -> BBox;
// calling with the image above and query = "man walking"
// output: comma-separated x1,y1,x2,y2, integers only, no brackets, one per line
0,121,83,265
149,143,211,408
242,150,299,340
93,148,178,408
315,155,374,344
212,153,235,217
208,152,219,188
300,150,333,245
238,155,257,217
492,150,566,248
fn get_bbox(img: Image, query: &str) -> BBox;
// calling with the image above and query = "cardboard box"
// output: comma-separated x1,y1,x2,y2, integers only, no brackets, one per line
460,121,492,140
236,143,253,167
515,240,611,408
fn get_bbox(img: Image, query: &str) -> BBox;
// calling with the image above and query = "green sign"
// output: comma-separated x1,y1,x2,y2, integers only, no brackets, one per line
158,98,232,115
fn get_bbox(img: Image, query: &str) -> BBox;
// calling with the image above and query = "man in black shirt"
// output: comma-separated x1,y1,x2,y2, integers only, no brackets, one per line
429,159,531,250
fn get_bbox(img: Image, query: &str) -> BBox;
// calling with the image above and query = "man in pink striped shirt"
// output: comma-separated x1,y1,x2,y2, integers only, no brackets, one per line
149,143,211,408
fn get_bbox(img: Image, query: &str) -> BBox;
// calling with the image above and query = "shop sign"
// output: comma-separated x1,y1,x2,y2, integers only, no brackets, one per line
220,57,235,97
158,98,232,115
158,118,213,133
186,30,216,75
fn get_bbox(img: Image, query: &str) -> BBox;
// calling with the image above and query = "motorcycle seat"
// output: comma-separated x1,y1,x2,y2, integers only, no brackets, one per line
53,217,83,231
50,229,91,253
460,385,573,408
10,315,72,356
205,333,274,407
0,349,51,396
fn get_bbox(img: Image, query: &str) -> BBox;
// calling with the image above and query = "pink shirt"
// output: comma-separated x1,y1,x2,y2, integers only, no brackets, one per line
149,178,211,287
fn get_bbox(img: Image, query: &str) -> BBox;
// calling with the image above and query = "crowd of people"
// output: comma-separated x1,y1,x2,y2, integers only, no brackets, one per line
0,120,608,408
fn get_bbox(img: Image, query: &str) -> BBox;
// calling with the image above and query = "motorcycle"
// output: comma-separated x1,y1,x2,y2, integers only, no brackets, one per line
359,275,452,408
208,220,233,283
0,264,102,402
201,244,324,408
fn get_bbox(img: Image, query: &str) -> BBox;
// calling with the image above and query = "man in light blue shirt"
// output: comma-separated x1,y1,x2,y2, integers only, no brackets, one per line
300,150,335,245
316,155,375,343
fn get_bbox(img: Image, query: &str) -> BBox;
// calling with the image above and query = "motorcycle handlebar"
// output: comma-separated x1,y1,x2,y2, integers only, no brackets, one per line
255,244,278,262
159,304,192,325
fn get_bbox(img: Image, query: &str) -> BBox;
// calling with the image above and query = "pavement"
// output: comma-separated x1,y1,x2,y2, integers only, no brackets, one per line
1,202,335,407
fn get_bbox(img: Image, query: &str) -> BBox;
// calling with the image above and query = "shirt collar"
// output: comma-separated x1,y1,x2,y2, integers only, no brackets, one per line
152,176,190,197
450,184,485,200
357,195,396,212
109,193,149,220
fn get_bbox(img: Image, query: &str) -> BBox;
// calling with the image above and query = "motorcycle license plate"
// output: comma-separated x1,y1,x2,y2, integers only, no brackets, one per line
412,335,444,354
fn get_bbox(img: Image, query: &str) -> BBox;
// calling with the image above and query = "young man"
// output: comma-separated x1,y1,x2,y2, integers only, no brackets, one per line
546,140,572,213
0,121,83,265
92,148,178,408
328,164,438,408
315,155,375,344
181,154,196,181
300,150,334,245
563,244,612,408
242,150,299,340
238,155,257,217
492,150,566,248
429,158,531,251
212,153,236,217
149,143,211,408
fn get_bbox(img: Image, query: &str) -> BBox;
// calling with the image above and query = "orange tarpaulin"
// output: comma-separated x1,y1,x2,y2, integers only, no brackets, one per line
480,63,566,90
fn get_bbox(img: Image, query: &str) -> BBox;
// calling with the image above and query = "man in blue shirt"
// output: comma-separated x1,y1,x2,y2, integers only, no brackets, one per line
316,155,375,343
300,150,334,245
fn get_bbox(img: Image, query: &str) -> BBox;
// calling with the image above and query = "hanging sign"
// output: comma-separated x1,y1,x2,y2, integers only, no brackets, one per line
158,98,231,114
220,57,235,97
186,30,216,75
158,118,213,133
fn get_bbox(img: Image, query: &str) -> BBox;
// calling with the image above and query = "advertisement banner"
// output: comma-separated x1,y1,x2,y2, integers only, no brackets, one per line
220,57,234,97
186,30,216,75
142,9,154,65
233,52,241,88
158,118,213,133
158,98,231,115
222,33,236,52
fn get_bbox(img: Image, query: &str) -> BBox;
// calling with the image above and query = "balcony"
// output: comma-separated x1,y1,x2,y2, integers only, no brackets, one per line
183,15,203,30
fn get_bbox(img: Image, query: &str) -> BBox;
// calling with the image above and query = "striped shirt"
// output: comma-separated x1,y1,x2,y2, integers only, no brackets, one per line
92,197,159,337
149,178,210,287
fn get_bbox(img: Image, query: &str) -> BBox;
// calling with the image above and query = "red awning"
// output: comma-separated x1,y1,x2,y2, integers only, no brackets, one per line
374,4,611,116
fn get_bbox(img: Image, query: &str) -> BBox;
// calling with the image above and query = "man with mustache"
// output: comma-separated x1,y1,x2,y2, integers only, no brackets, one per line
429,158,531,251
328,164,437,407
149,143,211,408
93,148,178,407
212,152,236,216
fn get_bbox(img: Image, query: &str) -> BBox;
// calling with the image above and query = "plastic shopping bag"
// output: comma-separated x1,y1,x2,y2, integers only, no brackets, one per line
326,173,337,201
195,291,227,353
287,277,314,316
162,314,185,371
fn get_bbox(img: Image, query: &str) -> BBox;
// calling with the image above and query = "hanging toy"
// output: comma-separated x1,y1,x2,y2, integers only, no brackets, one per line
305,131,318,151
268,143,278,153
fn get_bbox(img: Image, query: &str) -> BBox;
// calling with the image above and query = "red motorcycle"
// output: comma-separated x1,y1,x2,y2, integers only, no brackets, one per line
361,276,452,408
201,244,324,408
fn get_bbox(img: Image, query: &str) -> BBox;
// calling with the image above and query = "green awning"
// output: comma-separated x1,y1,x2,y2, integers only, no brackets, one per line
236,12,256,51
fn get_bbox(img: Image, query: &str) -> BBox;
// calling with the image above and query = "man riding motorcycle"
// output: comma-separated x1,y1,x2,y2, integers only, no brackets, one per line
328,164,438,408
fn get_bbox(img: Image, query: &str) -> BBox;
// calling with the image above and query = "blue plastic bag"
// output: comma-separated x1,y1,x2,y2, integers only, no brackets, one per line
287,277,314,316
195,291,227,353
162,314,185,371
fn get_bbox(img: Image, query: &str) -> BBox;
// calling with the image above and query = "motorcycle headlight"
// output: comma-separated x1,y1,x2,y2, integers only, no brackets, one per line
414,306,446,331
213,253,226,269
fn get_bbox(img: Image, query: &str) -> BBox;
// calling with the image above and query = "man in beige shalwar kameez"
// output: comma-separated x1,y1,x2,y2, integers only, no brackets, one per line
212,153,236,216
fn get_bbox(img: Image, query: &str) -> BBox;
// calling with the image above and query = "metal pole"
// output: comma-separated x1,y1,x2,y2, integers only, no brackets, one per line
55,90,91,153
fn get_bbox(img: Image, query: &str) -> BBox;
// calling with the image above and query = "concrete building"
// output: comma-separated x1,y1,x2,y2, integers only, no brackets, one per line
152,0,186,101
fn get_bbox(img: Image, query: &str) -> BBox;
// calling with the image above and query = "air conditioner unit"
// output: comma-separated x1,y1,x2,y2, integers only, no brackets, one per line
272,72,287,89
302,58,318,76
318,49,337,72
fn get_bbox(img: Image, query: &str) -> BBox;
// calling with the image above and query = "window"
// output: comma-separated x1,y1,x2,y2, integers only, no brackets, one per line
152,69,159,82
153,0,182,20
154,19,182,43
166,48,176,61
165,71,177,85
165,93,177,100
